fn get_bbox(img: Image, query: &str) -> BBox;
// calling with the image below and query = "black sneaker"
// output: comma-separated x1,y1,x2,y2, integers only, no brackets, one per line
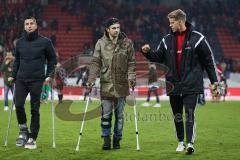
16,130,28,147
24,138,37,149
186,143,194,155
102,137,111,150
113,138,121,149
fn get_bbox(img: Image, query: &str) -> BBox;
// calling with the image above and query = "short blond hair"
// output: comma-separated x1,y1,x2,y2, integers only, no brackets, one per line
167,9,186,21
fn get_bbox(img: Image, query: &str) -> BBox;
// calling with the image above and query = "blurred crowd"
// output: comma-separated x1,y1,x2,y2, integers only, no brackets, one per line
0,0,240,74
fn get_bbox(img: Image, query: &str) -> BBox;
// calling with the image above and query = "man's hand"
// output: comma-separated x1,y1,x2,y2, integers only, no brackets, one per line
210,82,224,96
45,77,52,83
141,44,151,53
8,77,14,82
209,83,217,91
129,80,136,88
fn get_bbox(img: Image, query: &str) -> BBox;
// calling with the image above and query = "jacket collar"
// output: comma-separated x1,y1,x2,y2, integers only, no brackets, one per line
24,29,39,41
170,21,193,35
103,31,127,43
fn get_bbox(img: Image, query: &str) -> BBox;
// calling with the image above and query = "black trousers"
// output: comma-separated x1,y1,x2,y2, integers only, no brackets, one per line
15,79,43,140
146,86,160,103
170,94,198,144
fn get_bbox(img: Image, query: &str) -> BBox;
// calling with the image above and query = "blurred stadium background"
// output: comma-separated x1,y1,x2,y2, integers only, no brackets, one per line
0,0,240,100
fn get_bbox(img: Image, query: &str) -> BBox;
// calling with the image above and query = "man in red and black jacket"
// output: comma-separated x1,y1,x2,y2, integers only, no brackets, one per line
141,9,219,154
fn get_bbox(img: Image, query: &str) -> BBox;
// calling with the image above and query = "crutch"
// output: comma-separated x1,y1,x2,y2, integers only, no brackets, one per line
51,82,56,148
131,87,140,151
4,86,15,147
75,92,91,151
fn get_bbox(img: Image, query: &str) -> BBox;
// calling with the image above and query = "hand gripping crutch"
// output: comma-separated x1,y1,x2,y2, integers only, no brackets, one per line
4,86,15,147
75,92,91,151
51,82,56,148
131,87,140,151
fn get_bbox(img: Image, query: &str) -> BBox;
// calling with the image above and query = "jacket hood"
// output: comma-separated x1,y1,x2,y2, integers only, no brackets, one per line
102,31,128,42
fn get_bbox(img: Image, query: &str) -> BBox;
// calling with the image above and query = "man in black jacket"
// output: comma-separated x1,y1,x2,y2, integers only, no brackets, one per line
8,17,57,149
141,9,219,154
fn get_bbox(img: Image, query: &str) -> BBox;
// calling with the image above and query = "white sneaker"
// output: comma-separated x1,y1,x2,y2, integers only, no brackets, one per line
176,141,185,152
153,103,161,108
24,138,37,149
142,102,150,107
4,106,9,111
186,143,194,154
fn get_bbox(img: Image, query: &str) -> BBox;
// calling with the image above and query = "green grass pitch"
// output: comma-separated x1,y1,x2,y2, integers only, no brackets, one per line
0,100,239,160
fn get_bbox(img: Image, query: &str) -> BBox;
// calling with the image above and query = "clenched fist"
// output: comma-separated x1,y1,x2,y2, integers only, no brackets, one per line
141,44,151,53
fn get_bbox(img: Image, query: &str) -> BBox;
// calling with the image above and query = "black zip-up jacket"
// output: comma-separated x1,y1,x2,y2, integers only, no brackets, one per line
13,30,57,81
142,22,219,95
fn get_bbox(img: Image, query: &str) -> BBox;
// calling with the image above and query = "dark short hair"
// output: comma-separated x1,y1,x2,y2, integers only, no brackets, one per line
103,17,120,28
24,16,37,23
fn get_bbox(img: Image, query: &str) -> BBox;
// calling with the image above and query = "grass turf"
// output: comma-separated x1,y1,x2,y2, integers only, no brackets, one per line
0,100,239,160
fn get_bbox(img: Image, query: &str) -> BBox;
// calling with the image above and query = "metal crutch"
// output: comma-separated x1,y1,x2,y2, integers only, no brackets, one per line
131,87,140,151
4,87,15,147
51,82,56,148
75,92,91,151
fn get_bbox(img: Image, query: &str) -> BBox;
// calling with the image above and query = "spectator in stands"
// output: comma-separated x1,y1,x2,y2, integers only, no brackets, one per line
50,18,58,31
66,24,72,34
42,20,48,29
141,9,220,155
87,17,136,150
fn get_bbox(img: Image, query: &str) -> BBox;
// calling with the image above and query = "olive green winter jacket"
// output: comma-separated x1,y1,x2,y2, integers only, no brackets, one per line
88,32,136,97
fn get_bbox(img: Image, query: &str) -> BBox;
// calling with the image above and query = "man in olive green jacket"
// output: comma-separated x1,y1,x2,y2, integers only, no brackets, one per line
88,17,136,150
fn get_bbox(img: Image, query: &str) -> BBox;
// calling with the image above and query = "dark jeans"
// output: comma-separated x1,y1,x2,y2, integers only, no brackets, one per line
4,84,14,106
170,94,198,144
15,80,43,140
101,97,126,139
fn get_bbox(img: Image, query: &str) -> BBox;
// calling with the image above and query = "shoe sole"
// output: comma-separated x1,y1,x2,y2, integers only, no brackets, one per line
176,149,185,152
16,143,25,147
25,145,37,149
